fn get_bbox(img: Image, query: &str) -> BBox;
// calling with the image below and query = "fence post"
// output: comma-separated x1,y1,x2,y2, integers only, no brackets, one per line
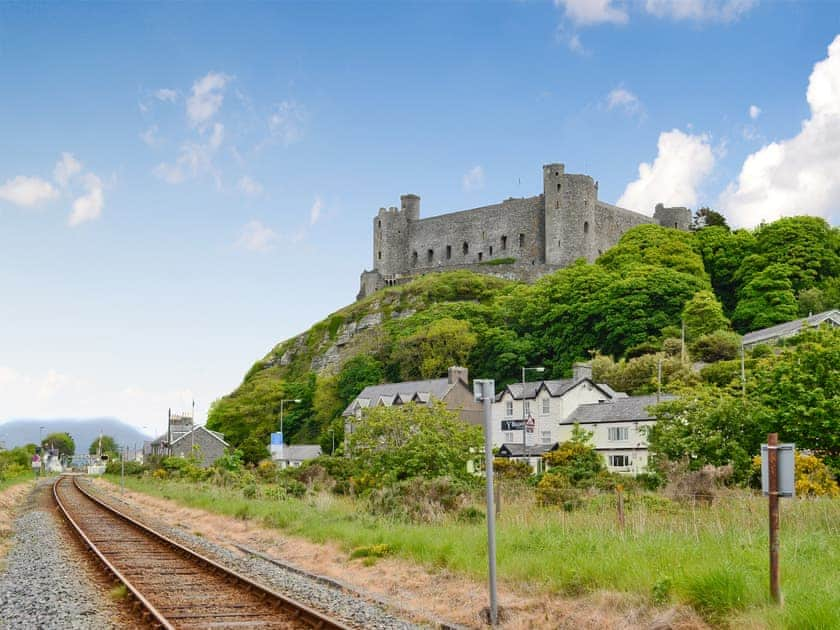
768,433,780,603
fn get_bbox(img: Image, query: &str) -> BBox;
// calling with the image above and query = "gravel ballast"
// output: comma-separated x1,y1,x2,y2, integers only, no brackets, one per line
85,481,430,629
0,484,120,630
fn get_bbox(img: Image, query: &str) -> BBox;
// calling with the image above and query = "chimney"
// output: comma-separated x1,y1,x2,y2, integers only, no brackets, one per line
572,362,592,382
448,366,469,385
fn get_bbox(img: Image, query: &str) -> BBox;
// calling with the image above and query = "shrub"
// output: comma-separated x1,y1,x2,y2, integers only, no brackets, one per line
635,471,664,491
349,543,392,559
690,330,741,362
105,461,146,476
493,458,531,480
749,343,773,358
256,460,278,481
651,575,672,605
662,461,731,505
542,425,604,486
535,472,583,510
367,477,470,523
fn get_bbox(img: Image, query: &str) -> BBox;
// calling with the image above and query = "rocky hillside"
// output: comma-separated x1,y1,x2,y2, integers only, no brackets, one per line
207,217,840,458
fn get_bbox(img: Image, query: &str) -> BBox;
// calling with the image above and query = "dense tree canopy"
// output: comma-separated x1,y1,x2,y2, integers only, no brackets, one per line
43,432,75,457
88,435,119,460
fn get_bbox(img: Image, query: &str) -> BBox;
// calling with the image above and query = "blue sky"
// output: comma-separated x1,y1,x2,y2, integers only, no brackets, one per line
1,1,839,434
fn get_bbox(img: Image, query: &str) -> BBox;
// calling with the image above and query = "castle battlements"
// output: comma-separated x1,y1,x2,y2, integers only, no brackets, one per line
358,162,691,299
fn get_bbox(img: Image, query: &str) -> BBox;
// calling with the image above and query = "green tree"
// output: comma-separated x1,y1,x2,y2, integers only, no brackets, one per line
732,264,799,332
692,207,729,231
690,330,741,363
648,388,763,481
43,432,75,457
391,318,477,380
597,224,708,280
682,290,730,341
336,355,384,404
347,401,481,485
694,226,756,315
542,424,605,485
88,435,120,461
239,436,270,465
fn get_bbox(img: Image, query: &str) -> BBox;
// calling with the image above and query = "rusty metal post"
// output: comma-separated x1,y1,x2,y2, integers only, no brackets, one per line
768,432,781,603
616,485,625,530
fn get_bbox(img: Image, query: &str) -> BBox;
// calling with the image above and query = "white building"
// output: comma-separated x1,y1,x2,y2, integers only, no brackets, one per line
491,363,622,468
560,394,675,474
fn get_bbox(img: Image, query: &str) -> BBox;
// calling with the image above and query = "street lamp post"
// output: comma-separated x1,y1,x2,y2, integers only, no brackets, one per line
521,366,545,468
279,399,302,460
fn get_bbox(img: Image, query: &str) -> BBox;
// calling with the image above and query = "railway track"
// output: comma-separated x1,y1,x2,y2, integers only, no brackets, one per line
53,475,350,629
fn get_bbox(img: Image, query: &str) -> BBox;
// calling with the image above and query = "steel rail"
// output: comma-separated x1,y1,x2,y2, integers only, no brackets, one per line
53,475,351,629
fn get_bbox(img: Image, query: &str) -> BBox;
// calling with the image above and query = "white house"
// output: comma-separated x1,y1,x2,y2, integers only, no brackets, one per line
741,309,840,349
272,444,322,469
491,363,622,468
560,394,676,474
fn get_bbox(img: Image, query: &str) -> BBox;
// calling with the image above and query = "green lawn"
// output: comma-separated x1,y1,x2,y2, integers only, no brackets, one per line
111,476,839,628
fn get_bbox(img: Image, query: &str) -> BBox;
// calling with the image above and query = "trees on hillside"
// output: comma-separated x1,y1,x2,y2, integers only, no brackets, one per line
88,435,119,460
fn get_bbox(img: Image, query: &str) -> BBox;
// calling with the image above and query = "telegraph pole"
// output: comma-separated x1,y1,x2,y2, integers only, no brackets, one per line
474,379,498,626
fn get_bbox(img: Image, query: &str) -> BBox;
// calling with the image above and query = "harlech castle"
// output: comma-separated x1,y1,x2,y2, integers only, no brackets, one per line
358,162,691,299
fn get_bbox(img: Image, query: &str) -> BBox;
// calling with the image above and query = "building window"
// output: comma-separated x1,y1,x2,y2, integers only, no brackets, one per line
584,221,589,234
555,171,559,176
555,200,559,209
378,251,381,260
378,220,381,229
608,427,629,441
519,233,525,248
427,249,434,262
523,401,531,417
478,252,483,262
557,183,561,192
505,401,513,417
411,251,418,266
501,235,507,251
541,398,550,415
489,245,493,256
463,242,469,255
609,454,631,468
541,430,552,444
446,245,452,259
504,432,515,442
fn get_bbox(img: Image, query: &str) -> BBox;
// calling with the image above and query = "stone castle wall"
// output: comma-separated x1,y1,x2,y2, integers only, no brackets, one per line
358,162,691,299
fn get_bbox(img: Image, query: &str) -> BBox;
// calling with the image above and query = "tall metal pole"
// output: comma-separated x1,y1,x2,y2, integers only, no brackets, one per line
768,432,781,603
521,367,526,462
741,344,746,398
477,379,498,626
120,445,125,495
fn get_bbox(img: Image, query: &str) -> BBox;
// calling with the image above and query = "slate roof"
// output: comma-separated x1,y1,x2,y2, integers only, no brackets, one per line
742,309,840,347
498,442,559,457
276,445,322,461
169,425,229,447
567,394,676,424
495,377,616,401
342,378,455,416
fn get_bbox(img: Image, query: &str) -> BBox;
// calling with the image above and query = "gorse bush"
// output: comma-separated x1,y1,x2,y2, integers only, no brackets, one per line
366,476,471,523
749,452,839,497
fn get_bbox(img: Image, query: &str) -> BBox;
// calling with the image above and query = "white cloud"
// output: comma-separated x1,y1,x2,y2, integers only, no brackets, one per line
720,35,840,228
749,104,762,120
53,153,82,187
268,100,307,145
644,0,757,22
154,123,224,186
236,220,277,252
462,165,485,192
309,196,322,225
237,176,263,196
140,125,160,147
0,175,58,207
617,129,715,213
555,0,628,25
155,88,178,103
68,173,104,226
186,72,231,128
606,87,643,117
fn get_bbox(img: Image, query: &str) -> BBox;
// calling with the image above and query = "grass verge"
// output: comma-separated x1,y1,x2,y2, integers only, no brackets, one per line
110,476,840,627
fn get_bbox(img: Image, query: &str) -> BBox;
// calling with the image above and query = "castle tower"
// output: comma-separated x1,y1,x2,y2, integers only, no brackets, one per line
543,163,598,266
653,204,692,231
372,195,420,278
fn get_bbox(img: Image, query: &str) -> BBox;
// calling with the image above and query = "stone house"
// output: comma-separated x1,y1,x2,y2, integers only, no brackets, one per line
272,444,322,469
149,425,229,468
341,366,482,445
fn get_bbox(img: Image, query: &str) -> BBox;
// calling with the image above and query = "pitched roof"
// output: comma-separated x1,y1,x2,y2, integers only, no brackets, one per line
495,377,617,401
567,394,676,424
498,442,559,457
742,309,840,346
169,425,229,447
342,377,455,416
276,445,322,461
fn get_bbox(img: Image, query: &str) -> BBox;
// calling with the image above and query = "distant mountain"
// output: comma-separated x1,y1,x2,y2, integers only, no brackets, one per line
0,418,152,453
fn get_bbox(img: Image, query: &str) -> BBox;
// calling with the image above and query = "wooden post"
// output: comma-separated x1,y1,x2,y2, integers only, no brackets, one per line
768,433,781,603
616,485,625,530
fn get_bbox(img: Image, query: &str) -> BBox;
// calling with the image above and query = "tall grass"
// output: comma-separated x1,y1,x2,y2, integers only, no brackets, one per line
0,471,33,492
114,476,840,628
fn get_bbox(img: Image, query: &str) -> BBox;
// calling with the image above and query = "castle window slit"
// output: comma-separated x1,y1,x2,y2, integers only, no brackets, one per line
412,251,418,266
478,252,483,262
501,235,507,251
427,249,433,263
462,242,469,255
446,245,452,259
584,221,589,234
378,251,381,260
489,245,493,256
519,233,524,248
